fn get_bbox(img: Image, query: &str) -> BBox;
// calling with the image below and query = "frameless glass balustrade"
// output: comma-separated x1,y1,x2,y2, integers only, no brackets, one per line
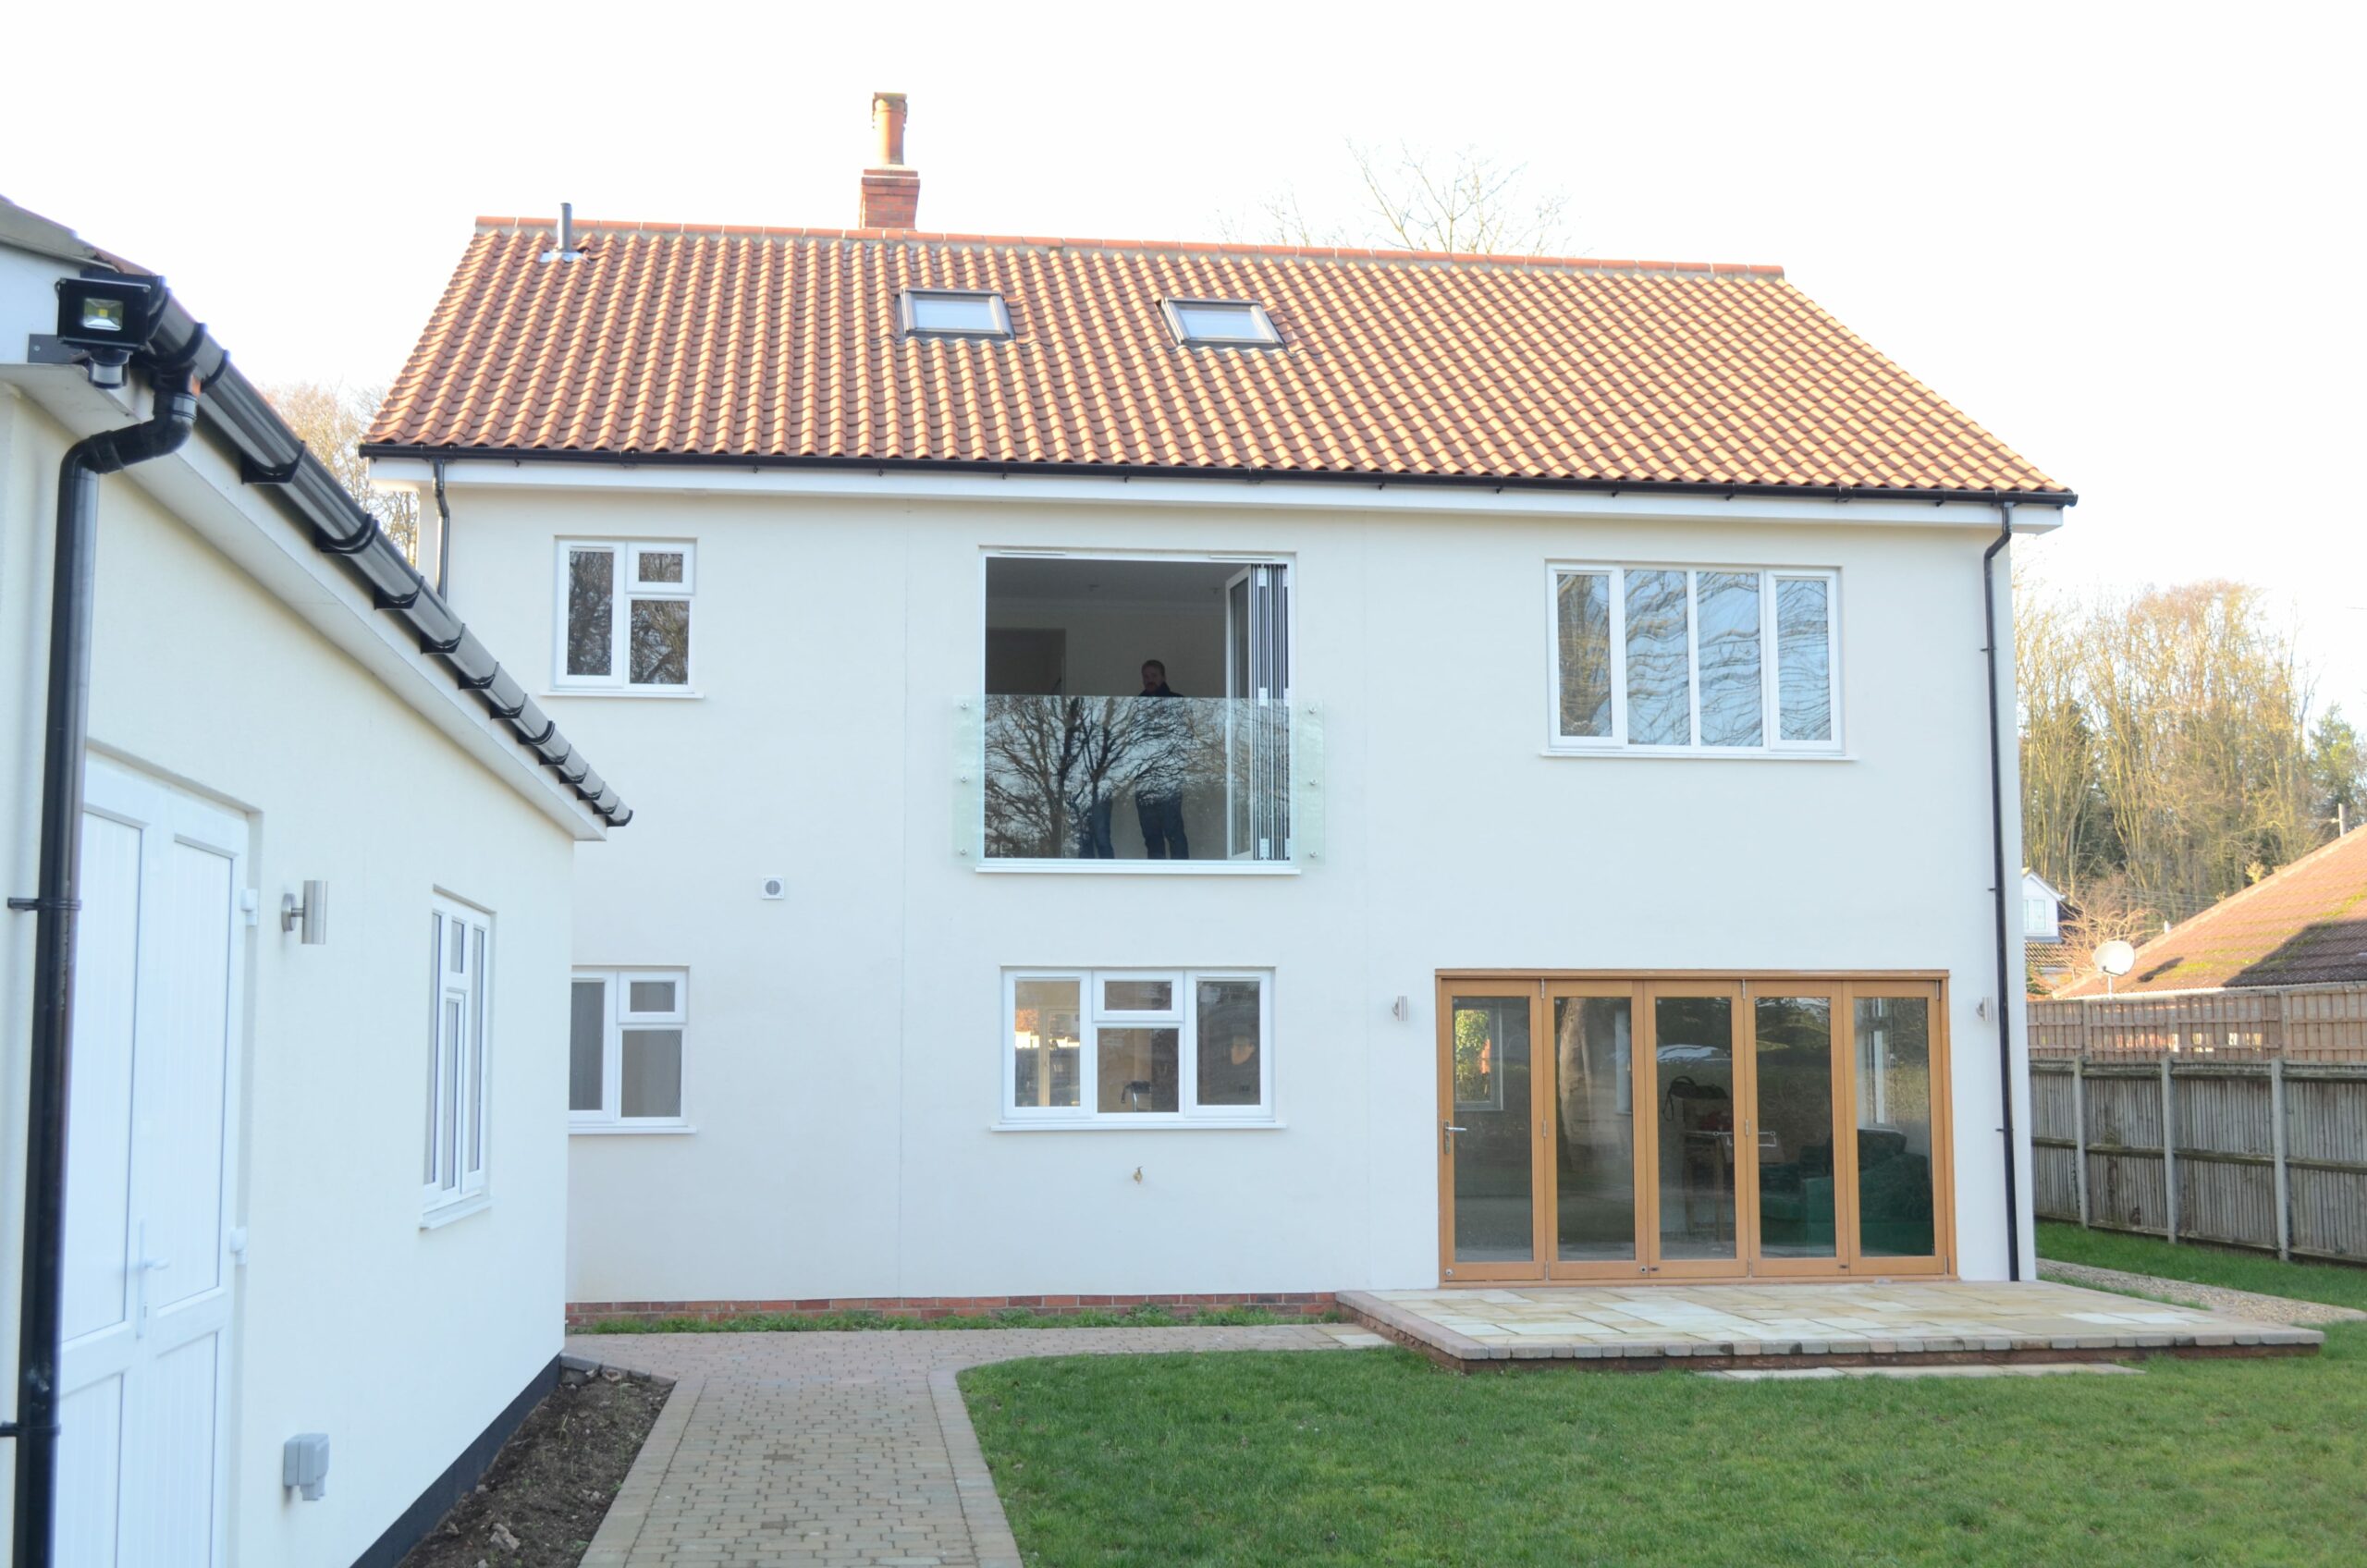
969,695,1303,863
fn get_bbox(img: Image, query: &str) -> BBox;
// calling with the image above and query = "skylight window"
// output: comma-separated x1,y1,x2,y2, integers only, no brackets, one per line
1162,298,1282,348
901,289,1013,340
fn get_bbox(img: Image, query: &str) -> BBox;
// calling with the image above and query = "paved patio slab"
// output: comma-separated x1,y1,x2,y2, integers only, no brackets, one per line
1339,1280,2324,1372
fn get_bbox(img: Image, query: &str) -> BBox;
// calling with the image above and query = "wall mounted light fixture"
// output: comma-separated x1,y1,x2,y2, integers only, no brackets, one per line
281,880,327,945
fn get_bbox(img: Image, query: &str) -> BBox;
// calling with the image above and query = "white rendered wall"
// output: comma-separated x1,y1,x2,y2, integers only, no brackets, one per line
0,393,580,1566
433,476,2037,1302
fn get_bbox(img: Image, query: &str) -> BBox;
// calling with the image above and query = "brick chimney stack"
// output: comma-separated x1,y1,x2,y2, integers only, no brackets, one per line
857,92,920,231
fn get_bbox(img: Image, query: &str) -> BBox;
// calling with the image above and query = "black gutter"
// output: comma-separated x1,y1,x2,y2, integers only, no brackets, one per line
1982,504,2022,1280
358,443,2079,510
6,356,200,1568
136,287,629,827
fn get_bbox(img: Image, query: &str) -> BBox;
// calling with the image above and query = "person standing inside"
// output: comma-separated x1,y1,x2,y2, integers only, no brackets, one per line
1133,659,1190,859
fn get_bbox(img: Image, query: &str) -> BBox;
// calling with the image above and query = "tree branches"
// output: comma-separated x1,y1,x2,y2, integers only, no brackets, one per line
2017,574,2345,932
262,381,418,560
1221,141,1572,256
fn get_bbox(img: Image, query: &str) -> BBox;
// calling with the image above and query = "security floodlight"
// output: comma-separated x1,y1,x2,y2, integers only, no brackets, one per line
53,275,162,388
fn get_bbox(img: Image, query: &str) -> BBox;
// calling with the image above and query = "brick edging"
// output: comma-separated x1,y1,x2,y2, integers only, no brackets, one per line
578,1373,702,1568
930,1370,1024,1568
567,1291,1336,1329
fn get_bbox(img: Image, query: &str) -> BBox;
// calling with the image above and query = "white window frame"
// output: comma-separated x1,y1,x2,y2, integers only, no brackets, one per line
570,967,692,1132
1000,968,1275,1127
553,538,697,692
423,896,493,1218
1161,297,1283,348
1545,562,1842,756
899,288,1014,340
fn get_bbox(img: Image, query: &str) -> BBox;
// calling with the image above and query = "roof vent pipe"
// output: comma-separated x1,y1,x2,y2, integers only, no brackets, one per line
541,202,583,264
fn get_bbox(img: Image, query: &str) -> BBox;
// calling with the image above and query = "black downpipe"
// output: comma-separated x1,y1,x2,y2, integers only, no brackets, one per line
8,369,200,1568
432,459,452,597
1982,504,2023,1281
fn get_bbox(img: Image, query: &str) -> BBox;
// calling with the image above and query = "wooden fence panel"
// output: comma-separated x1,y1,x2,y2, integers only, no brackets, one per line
2290,1168,2367,1261
2086,1150,2169,1236
2025,1030,2367,1263
2176,1158,2276,1250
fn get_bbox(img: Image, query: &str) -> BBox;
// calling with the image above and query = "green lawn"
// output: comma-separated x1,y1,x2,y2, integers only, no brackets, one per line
963,1329,2367,1567
2038,1221,2367,1314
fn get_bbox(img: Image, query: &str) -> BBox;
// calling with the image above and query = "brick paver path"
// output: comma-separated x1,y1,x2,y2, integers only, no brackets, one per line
569,1325,1361,1566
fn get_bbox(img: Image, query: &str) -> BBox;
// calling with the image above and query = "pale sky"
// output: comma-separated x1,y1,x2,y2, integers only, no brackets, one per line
6,0,2361,715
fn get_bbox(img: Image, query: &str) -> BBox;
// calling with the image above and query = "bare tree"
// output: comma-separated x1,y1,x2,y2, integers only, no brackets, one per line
1350,141,1570,255
2017,575,2327,922
262,382,418,561
1220,141,1572,256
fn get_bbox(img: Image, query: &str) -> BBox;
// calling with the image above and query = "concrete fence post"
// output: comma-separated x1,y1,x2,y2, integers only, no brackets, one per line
2161,1055,2178,1245
2072,1052,2091,1229
2270,1053,2292,1263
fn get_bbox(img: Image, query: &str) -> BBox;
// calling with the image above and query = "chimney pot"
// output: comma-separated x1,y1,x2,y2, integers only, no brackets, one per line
872,92,909,167
858,92,920,230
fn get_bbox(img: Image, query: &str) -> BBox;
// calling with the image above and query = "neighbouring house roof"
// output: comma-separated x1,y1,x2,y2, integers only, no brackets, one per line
2057,831,2367,997
364,219,2071,501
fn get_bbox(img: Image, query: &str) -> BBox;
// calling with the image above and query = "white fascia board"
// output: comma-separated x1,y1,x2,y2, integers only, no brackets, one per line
368,456,2067,533
2,374,610,841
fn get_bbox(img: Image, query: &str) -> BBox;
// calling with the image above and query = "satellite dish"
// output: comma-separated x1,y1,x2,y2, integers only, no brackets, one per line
2096,940,2137,978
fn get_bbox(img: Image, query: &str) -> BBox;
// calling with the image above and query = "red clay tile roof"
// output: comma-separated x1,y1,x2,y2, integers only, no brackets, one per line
363,218,2070,497
2058,831,2367,997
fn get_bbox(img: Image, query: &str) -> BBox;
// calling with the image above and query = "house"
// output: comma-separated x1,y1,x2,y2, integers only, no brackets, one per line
2021,870,2078,990
2055,828,2367,997
0,199,627,1567
362,94,2072,1315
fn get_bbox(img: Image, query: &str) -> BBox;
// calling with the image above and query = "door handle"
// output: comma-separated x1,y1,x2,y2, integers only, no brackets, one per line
1441,1121,1466,1154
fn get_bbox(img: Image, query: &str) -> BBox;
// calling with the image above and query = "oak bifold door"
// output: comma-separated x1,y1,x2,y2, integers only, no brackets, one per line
1439,976,1951,1283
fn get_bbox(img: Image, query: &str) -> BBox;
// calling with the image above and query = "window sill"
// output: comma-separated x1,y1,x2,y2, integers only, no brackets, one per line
1539,747,1854,762
975,861,1302,876
570,1121,698,1136
543,688,705,701
419,1193,493,1230
990,1117,1285,1133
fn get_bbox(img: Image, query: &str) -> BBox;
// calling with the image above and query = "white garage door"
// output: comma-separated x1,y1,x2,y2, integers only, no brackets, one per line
55,759,245,1568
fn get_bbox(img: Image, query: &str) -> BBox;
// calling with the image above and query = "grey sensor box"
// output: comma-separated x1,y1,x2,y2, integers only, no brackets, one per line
283,1432,330,1501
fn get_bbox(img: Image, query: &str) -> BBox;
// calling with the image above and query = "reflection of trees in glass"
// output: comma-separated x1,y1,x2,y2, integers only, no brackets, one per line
1776,578,1832,740
1698,571,1763,746
983,697,1232,859
567,550,613,676
1453,1009,1495,1104
1556,573,1612,736
1625,570,1690,745
630,598,690,684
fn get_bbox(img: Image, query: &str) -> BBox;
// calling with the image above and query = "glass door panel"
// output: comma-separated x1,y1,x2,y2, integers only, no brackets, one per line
1550,988,1644,1275
1751,992,1843,1271
1853,990,1944,1268
1442,991,1539,1274
1648,990,1740,1273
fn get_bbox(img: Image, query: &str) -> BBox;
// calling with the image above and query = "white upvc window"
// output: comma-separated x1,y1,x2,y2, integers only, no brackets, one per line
570,969,689,1129
555,539,695,691
423,897,493,1215
1003,969,1273,1125
1547,563,1840,754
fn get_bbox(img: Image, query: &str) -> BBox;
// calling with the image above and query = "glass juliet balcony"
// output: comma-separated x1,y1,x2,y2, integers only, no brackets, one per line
954,695,1321,865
